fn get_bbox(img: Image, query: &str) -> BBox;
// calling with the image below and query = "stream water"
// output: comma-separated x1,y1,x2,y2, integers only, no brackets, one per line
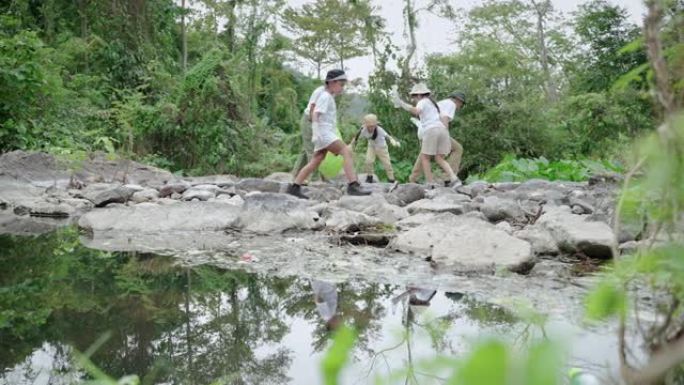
1,228,624,385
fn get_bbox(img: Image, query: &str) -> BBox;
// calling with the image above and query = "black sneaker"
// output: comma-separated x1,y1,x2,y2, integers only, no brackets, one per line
286,184,309,199
347,181,371,196
365,175,374,183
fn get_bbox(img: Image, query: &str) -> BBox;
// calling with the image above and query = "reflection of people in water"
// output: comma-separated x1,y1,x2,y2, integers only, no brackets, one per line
392,287,438,326
311,280,341,331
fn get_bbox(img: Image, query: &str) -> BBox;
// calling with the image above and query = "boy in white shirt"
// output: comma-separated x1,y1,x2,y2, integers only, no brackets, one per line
349,114,401,183
287,70,370,199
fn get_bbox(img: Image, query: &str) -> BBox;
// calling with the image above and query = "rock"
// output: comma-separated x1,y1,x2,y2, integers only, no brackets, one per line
385,184,425,207
181,187,216,201
362,202,409,224
171,192,182,200
78,201,242,232
323,208,380,232
236,178,283,193
304,186,344,202
456,181,490,198
265,172,294,183
513,226,559,256
336,195,384,212
569,197,595,214
396,213,441,229
529,260,573,278
339,232,392,247
159,181,191,197
27,202,77,217
0,213,72,235
185,175,237,187
571,205,585,215
131,188,159,203
618,241,639,255
537,205,616,259
492,182,521,192
122,184,145,193
406,199,469,215
481,196,524,222
390,214,534,273
91,186,137,207
235,193,321,233
495,221,513,234
216,194,245,207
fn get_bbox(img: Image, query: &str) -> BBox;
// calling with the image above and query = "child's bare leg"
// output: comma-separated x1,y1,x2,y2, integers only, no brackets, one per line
294,150,326,185
435,154,456,181
328,140,358,183
408,154,422,183
420,154,433,183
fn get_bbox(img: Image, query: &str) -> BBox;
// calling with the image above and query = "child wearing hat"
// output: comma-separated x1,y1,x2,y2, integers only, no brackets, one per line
287,69,370,199
408,91,466,184
349,114,400,183
391,83,458,186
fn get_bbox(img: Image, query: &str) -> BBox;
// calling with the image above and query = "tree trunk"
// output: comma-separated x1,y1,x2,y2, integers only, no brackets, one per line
181,0,187,72
402,0,417,82
226,0,237,51
531,0,558,102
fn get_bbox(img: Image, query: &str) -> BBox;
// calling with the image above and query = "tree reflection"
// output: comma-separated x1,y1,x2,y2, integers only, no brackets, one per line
0,229,296,384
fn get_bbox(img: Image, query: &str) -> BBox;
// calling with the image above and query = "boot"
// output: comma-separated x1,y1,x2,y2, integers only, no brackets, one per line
365,174,374,183
286,184,309,199
347,181,371,196
444,177,462,188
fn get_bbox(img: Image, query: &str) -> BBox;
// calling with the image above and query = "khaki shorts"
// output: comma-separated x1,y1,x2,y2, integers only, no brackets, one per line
420,126,451,155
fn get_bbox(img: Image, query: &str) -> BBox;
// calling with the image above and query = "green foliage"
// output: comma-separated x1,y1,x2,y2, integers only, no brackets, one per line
321,326,357,385
471,155,622,183
584,278,627,321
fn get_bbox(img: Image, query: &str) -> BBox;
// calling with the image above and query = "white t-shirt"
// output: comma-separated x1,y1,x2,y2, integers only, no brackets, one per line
438,99,457,121
313,90,336,135
303,86,325,117
416,98,445,138
359,126,388,148
311,280,338,322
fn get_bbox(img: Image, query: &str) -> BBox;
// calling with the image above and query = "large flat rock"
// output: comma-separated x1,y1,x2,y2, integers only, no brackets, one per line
537,205,616,258
78,201,242,232
390,214,534,273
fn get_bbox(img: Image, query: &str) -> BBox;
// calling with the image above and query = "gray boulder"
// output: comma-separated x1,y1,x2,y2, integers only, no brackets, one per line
235,193,321,233
265,172,294,183
158,181,191,197
362,202,409,224
182,187,216,201
88,185,137,207
236,178,282,193
131,188,159,203
481,196,525,222
79,201,242,232
385,184,425,206
323,207,381,232
513,226,559,256
537,205,616,258
390,214,534,273
406,198,469,215
336,195,384,212
304,186,344,202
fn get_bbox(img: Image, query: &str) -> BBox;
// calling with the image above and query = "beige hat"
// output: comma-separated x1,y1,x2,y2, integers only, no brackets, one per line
363,114,378,126
409,83,431,95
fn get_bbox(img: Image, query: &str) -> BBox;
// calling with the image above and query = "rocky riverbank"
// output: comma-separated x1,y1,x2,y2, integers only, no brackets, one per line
1,150,637,318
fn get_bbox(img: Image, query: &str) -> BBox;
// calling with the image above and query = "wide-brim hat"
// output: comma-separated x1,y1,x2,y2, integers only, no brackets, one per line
409,83,431,95
363,114,378,126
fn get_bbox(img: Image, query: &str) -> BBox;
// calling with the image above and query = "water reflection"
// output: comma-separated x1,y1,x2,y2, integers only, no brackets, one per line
0,229,619,385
